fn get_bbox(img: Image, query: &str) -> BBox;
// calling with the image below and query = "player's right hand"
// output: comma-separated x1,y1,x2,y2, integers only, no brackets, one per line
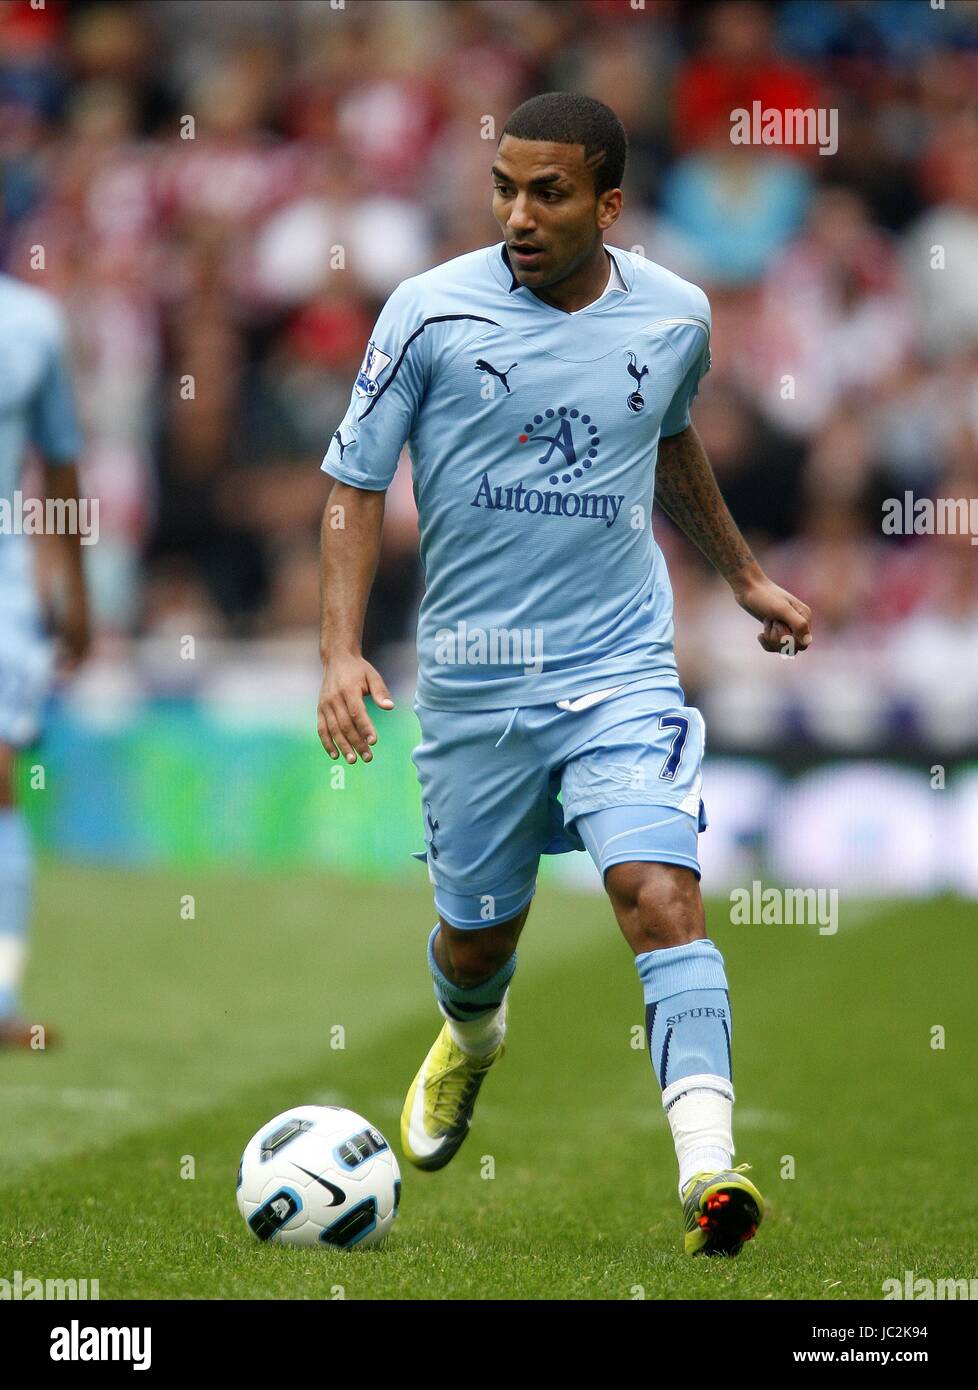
317,654,394,764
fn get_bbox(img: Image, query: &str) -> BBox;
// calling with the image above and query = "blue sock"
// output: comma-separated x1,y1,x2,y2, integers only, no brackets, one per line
0,809,33,1019
636,939,732,1093
427,923,515,1022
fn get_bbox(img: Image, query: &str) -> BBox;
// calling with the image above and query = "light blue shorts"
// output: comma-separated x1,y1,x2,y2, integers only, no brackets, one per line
0,598,54,749
410,678,708,929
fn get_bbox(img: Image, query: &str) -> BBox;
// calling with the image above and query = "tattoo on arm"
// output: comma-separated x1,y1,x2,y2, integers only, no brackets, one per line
654,425,757,584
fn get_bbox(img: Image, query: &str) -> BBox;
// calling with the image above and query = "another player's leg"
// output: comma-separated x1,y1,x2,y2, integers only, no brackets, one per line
401,906,527,1171
0,742,37,1048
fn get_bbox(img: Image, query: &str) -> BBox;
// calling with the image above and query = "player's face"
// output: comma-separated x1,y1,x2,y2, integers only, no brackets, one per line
491,136,622,289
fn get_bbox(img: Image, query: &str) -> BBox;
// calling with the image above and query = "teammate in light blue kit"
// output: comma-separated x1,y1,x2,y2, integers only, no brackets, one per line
0,272,89,1047
318,94,813,1254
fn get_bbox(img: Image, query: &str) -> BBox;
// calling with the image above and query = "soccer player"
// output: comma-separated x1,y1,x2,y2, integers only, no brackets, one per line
0,271,88,1047
318,93,812,1256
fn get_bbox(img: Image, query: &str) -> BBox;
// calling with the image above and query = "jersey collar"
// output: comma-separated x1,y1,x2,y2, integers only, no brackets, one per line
490,242,634,309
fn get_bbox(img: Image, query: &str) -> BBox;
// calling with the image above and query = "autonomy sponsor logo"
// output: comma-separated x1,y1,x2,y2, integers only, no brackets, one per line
470,402,624,527
519,404,600,483
469,474,623,528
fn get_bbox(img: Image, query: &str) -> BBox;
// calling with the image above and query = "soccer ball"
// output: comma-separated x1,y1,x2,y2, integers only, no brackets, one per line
236,1105,401,1250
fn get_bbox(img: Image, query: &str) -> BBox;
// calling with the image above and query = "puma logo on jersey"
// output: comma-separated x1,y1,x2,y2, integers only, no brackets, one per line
475,358,518,393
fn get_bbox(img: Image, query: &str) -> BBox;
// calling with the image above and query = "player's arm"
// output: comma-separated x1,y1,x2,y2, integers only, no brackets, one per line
655,423,812,654
42,460,91,672
315,278,427,762
317,482,394,765
33,307,90,672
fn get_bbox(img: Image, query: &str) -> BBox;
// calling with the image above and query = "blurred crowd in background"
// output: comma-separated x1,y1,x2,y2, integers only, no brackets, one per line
2,0,977,747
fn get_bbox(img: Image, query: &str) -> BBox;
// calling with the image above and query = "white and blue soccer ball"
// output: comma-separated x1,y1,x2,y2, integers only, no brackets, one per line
237,1105,401,1249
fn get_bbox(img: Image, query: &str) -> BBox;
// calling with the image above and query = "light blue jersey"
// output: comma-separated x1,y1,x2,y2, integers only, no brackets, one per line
321,243,711,710
0,274,81,745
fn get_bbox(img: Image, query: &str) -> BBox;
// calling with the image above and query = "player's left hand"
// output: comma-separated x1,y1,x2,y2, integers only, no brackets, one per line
733,573,812,655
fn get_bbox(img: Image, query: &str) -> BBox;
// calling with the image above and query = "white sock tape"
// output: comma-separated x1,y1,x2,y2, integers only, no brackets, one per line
661,1072,735,1109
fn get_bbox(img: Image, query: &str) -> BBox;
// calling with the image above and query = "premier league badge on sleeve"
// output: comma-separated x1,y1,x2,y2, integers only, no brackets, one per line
354,340,393,398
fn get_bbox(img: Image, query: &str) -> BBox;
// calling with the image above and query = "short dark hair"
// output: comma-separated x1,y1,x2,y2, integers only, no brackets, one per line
500,92,627,197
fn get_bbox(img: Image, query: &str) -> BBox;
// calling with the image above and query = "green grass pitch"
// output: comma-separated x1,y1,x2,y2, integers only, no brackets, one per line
0,865,973,1300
